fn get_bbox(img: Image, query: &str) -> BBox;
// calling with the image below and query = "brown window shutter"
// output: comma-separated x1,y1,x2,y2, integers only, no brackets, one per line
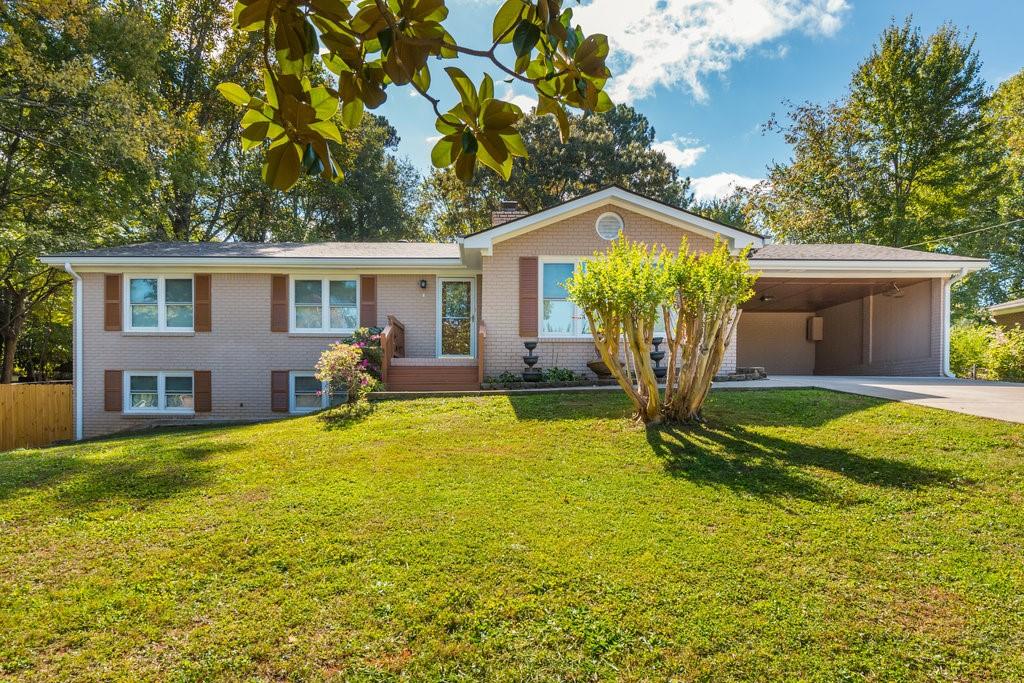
519,257,538,337
271,370,289,412
104,274,122,331
104,370,122,412
194,371,212,412
360,275,377,328
194,274,212,332
270,275,288,332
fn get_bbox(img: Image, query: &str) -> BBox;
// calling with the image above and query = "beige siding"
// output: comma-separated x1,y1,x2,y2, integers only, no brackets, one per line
480,203,716,377
736,313,817,374
813,279,944,376
79,272,437,437
994,310,1024,330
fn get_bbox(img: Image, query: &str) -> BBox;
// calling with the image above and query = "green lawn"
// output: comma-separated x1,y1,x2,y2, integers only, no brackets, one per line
1,389,1023,681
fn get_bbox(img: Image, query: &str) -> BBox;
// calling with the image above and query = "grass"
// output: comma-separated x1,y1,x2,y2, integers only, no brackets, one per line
1,389,1023,681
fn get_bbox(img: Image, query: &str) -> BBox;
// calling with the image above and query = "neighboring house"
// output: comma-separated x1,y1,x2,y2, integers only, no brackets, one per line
42,186,988,439
989,297,1024,330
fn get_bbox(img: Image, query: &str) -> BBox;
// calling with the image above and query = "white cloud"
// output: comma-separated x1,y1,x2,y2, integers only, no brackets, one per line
574,0,850,102
501,86,537,112
652,137,707,168
690,172,762,201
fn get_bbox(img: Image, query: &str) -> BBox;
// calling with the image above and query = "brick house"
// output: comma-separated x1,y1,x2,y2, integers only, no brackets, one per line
42,186,988,439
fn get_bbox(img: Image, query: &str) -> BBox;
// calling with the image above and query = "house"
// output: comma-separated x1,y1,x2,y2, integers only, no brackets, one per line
988,297,1024,329
41,186,989,439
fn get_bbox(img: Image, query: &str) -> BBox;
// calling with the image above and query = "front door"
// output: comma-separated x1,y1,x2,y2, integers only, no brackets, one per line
437,278,476,357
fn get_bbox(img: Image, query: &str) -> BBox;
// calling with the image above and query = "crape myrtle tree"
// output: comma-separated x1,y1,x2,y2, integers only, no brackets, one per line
218,0,613,190
566,237,756,424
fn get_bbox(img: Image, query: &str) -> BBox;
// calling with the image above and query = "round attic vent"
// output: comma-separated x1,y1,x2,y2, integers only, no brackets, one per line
595,212,624,240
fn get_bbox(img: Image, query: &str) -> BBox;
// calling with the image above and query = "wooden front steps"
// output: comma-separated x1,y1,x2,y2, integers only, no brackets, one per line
384,363,480,391
380,315,487,392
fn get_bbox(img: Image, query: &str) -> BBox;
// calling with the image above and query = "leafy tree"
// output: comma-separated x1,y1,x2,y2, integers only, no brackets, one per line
218,0,613,189
690,190,751,231
953,70,1024,312
751,19,998,248
420,105,692,239
565,237,755,424
0,0,156,382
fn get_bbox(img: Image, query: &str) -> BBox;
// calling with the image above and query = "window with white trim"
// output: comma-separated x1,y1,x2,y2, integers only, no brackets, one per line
291,278,358,333
289,371,344,413
126,276,194,331
540,261,589,337
124,371,194,413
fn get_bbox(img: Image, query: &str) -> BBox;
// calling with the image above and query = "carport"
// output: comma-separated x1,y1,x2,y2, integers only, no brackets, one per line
731,244,989,377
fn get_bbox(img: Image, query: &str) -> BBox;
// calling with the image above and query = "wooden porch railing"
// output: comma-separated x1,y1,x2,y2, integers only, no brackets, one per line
477,319,487,386
380,315,405,386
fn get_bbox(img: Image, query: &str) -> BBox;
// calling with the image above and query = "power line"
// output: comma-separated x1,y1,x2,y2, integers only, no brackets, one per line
902,217,1024,248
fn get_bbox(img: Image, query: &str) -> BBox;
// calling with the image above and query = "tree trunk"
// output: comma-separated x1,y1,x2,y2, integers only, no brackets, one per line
1,329,18,383
0,294,25,383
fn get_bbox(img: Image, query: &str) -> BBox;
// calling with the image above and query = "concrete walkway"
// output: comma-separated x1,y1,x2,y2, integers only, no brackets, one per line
717,375,1024,424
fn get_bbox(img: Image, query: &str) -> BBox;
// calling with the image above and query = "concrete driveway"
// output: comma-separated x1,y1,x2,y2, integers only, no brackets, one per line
716,375,1024,424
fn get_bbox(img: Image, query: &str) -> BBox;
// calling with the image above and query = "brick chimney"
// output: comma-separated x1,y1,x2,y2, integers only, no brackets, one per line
490,199,528,226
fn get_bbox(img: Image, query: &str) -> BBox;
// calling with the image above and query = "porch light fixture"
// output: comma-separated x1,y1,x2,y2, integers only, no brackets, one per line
419,279,427,289
759,294,776,302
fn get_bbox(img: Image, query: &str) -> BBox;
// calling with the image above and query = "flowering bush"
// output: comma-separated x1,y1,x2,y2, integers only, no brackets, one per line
315,342,374,405
343,327,382,379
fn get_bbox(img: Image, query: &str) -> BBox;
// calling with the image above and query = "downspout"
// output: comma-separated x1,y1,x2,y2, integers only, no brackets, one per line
63,262,83,440
942,267,968,379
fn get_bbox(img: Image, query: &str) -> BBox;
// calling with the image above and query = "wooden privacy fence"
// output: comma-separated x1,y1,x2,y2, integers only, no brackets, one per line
0,383,73,451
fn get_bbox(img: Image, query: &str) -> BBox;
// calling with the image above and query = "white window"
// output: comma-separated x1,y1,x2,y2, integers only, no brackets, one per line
291,278,359,333
540,260,590,337
288,371,344,413
124,371,194,414
126,276,194,331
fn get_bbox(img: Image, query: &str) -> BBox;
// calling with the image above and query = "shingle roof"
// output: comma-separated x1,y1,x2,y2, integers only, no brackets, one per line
989,297,1024,313
750,243,986,262
45,241,461,260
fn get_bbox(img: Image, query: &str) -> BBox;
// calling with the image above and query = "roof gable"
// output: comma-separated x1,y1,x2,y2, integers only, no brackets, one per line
460,186,764,255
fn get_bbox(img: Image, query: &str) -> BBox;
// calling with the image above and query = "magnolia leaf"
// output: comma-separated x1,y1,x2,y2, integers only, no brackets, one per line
512,21,540,58
263,70,279,109
478,73,494,103
309,119,344,143
430,136,460,167
341,98,364,129
233,0,269,31
310,86,339,119
454,151,476,182
492,0,525,43
445,67,479,115
481,99,522,130
217,82,251,106
263,140,302,191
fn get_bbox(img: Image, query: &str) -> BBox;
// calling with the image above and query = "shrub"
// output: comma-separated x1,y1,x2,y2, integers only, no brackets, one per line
950,323,995,378
344,327,382,379
315,342,374,405
989,326,1024,382
543,367,579,382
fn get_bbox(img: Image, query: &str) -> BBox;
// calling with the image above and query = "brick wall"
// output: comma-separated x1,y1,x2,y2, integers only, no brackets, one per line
480,203,717,377
79,271,437,437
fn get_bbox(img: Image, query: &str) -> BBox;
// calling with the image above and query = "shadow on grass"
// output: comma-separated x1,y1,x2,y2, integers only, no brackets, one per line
317,401,377,430
0,434,243,507
645,421,963,501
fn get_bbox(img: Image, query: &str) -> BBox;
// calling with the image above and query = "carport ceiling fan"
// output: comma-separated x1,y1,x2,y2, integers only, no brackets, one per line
881,282,904,298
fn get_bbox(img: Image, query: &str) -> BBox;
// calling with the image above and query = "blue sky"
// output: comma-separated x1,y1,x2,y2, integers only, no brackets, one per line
375,0,1024,202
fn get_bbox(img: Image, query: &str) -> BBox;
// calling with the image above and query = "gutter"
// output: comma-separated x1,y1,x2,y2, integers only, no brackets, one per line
942,267,968,379
63,262,84,440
